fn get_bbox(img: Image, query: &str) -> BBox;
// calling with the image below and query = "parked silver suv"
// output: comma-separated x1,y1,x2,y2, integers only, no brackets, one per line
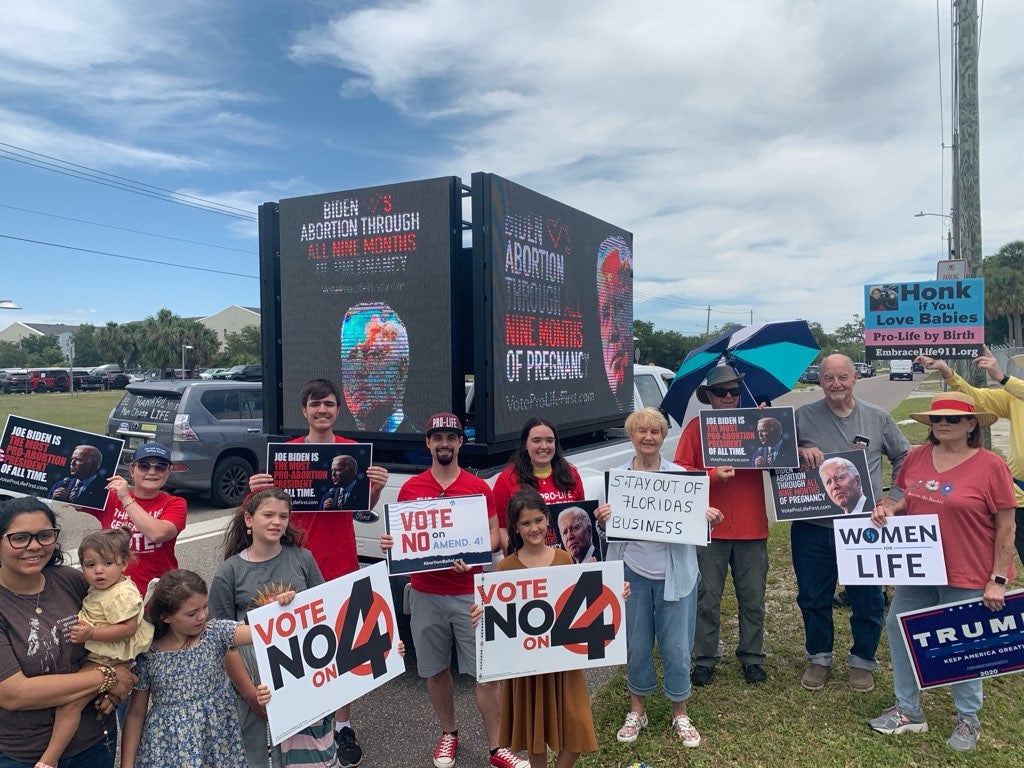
107,380,267,507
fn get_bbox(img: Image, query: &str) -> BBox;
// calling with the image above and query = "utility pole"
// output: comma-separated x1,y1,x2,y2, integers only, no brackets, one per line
705,306,711,336
953,0,987,444
954,0,981,274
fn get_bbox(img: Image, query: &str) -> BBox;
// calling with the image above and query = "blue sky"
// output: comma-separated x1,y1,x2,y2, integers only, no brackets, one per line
1,1,1022,337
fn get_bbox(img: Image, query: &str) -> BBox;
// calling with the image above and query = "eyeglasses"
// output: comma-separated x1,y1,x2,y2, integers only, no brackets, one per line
136,461,171,471
928,415,964,424
4,528,60,549
709,387,741,398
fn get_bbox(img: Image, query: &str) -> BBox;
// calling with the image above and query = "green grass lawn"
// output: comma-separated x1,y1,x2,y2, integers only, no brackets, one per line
0,390,123,434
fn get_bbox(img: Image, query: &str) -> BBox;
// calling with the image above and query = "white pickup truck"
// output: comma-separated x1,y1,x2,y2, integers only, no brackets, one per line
351,363,681,561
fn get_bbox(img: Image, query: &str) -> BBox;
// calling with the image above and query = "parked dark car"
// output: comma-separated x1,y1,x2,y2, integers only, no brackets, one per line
799,365,820,384
28,368,70,393
854,362,876,378
107,380,267,507
912,360,925,373
226,364,262,382
213,365,244,379
90,364,130,390
70,368,106,391
0,370,29,393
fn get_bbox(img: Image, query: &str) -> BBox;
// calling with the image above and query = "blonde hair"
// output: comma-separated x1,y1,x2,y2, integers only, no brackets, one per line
624,407,668,438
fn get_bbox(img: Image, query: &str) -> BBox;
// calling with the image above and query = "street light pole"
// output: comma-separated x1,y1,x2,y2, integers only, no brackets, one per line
181,344,193,379
913,212,955,259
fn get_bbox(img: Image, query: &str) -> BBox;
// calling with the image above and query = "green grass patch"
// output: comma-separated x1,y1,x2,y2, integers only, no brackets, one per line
584,522,1024,767
0,391,123,434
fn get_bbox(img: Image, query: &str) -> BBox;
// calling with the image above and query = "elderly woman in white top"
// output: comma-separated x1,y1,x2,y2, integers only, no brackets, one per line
597,407,722,749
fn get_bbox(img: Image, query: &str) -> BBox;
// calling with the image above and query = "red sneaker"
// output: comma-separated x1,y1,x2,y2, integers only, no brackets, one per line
489,747,530,768
432,733,458,768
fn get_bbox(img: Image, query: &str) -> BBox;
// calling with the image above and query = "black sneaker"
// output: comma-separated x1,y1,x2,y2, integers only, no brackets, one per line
335,726,363,768
833,589,851,608
743,664,767,684
691,665,714,686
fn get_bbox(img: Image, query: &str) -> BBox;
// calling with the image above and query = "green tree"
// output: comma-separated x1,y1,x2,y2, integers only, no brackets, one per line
20,335,65,366
138,309,185,375
70,324,102,367
632,319,707,369
983,242,1024,345
218,324,262,366
96,322,142,370
806,322,830,362
0,340,27,367
830,315,866,362
180,319,220,375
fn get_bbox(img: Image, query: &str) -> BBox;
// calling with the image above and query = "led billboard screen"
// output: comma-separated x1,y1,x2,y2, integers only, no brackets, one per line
276,177,460,437
478,174,633,441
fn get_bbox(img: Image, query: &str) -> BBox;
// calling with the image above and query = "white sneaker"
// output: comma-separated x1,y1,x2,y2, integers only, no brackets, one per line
672,715,701,748
616,711,648,743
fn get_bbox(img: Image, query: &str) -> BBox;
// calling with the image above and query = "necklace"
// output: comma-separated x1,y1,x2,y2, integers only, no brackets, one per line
0,572,45,614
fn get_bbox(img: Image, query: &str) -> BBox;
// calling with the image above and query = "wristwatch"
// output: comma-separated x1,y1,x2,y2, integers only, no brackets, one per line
999,374,1011,386
990,574,1008,585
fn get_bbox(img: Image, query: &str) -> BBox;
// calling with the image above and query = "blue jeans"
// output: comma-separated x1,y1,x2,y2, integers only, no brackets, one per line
623,564,697,702
0,729,116,768
887,584,984,718
790,521,883,669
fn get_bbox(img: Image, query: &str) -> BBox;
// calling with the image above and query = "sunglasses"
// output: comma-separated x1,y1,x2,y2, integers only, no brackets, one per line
709,387,741,398
928,414,966,425
136,461,171,471
5,528,60,549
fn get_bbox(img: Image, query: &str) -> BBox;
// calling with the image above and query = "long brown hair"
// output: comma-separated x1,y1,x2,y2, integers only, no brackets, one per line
145,569,207,641
510,417,577,492
222,487,305,559
505,488,550,556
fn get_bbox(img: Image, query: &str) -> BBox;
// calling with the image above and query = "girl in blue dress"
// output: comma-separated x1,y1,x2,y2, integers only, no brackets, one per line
120,569,291,768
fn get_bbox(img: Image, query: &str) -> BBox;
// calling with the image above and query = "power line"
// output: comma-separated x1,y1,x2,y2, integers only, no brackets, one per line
633,288,752,315
0,141,257,222
0,203,254,254
0,233,257,279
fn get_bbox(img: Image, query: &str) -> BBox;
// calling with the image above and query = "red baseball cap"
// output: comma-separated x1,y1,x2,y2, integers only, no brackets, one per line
425,413,464,437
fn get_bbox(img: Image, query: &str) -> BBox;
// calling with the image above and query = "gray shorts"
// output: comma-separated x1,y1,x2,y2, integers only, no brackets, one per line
409,590,477,679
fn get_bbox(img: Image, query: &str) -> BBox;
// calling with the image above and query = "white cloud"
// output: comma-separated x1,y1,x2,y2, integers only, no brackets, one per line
290,0,1024,333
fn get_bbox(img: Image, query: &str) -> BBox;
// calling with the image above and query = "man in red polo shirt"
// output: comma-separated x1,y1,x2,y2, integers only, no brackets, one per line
381,413,524,768
248,378,388,767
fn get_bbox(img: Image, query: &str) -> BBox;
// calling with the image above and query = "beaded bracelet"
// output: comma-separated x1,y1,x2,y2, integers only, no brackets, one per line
97,665,118,695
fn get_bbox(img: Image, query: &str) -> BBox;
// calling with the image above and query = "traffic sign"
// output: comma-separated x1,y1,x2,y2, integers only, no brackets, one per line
937,259,968,280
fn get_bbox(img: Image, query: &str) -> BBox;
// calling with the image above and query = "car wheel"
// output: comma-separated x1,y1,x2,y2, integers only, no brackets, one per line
209,456,254,508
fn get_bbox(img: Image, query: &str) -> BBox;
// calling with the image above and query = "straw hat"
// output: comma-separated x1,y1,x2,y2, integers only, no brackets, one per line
696,364,744,404
909,392,998,428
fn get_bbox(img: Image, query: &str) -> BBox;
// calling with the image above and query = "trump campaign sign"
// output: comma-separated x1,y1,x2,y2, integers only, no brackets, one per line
475,561,626,683
897,590,1024,689
248,562,405,744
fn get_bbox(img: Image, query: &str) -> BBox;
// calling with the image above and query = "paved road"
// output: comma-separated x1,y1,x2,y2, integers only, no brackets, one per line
51,372,926,768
